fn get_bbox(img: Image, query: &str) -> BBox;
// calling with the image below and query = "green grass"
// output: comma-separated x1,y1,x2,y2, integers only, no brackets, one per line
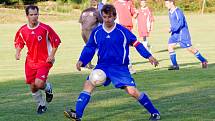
0,13,215,121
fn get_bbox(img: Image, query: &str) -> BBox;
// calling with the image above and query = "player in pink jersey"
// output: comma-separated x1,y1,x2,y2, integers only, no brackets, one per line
135,0,154,51
114,0,136,31
14,5,61,114
114,0,137,74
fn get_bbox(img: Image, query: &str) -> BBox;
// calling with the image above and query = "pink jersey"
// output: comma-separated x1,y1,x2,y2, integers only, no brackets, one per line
137,7,154,37
114,0,135,29
14,22,61,69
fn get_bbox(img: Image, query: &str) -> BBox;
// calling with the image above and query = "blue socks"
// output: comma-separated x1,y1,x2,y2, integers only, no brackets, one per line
169,51,178,66
194,51,207,62
138,93,159,114
76,91,91,118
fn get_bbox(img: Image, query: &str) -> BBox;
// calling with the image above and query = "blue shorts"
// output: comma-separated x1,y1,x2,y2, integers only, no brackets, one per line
86,64,136,88
168,34,192,48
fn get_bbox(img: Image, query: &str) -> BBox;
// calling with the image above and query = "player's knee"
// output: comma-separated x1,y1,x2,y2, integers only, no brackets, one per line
83,81,95,93
35,79,46,89
127,89,139,98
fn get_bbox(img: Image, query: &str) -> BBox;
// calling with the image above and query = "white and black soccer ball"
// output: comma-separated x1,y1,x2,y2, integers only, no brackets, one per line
89,69,106,86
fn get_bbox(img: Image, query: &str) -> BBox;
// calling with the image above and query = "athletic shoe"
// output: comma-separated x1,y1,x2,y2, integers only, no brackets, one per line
37,105,47,114
168,65,179,70
45,83,53,103
202,61,208,69
64,109,81,121
149,113,161,120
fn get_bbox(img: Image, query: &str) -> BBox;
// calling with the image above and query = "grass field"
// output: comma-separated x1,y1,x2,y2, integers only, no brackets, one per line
0,11,215,121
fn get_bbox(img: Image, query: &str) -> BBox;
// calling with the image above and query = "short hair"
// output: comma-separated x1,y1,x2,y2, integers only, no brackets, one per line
25,5,39,15
101,4,117,17
164,0,174,2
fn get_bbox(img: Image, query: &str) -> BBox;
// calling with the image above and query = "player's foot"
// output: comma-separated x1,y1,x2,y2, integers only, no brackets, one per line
45,83,53,103
202,61,208,69
64,109,81,121
37,105,47,114
168,65,179,70
149,113,161,120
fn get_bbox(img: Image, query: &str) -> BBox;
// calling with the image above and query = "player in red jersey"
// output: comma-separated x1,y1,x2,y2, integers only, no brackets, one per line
135,0,154,51
14,5,61,114
114,0,137,74
114,0,136,31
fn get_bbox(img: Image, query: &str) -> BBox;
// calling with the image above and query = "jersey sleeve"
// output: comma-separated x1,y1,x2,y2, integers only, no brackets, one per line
14,30,25,49
47,25,61,48
79,30,97,66
170,9,185,33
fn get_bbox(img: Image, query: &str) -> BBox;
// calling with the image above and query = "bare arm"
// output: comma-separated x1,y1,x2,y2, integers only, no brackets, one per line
15,47,22,60
46,47,58,63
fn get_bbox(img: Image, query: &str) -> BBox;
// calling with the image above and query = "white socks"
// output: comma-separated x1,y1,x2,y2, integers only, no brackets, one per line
32,90,46,106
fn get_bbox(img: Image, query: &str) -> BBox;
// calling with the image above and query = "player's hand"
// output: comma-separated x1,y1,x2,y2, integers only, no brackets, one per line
76,61,83,71
46,55,55,64
148,56,159,67
15,53,21,60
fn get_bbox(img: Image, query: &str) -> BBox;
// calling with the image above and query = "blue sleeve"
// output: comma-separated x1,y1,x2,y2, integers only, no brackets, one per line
79,31,97,67
170,9,185,33
135,43,152,59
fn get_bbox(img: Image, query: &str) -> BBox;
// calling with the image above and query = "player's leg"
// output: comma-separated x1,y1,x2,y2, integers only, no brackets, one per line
124,86,160,120
186,47,208,68
142,36,151,52
168,43,179,70
64,80,95,120
35,66,53,103
25,63,47,114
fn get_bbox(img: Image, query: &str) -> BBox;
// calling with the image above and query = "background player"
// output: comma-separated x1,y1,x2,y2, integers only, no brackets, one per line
79,0,103,69
165,0,208,70
135,0,154,51
14,5,61,114
113,0,137,74
64,4,160,121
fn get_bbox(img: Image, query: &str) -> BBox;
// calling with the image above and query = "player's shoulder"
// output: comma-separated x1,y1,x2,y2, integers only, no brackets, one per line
92,24,103,33
17,24,27,32
115,23,129,32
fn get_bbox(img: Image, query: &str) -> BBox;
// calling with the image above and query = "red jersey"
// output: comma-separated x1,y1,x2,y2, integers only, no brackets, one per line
137,7,154,37
114,0,135,29
14,22,61,68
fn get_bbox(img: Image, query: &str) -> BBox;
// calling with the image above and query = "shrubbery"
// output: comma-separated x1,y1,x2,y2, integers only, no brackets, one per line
0,0,214,13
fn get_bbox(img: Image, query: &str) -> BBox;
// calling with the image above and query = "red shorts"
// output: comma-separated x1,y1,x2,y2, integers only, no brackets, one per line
25,62,52,84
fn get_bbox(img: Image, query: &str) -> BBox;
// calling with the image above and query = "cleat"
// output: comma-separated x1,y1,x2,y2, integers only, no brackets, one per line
45,83,53,103
202,61,208,69
64,109,81,121
168,65,179,70
37,105,47,114
149,113,161,121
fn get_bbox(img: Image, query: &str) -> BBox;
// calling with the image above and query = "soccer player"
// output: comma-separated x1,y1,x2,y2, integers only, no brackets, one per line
64,4,160,121
135,0,154,51
113,0,137,74
165,0,208,70
14,5,61,114
79,0,103,69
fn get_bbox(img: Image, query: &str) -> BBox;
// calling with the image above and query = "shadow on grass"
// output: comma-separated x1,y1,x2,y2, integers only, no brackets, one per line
132,58,169,65
154,46,181,54
0,64,214,121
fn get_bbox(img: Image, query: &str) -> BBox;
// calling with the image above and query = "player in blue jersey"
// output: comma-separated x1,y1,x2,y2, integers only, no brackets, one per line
64,4,161,121
165,0,208,70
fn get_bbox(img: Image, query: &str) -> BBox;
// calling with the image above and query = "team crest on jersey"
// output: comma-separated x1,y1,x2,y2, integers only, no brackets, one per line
38,36,42,42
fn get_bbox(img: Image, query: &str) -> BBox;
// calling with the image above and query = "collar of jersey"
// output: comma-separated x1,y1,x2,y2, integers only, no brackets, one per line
27,22,40,30
102,23,116,33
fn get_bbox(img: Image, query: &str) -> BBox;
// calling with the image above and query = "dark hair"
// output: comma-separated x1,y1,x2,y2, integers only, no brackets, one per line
164,0,174,2
101,4,117,17
25,5,39,15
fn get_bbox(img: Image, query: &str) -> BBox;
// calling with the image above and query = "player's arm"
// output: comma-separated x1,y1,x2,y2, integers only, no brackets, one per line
46,47,58,63
170,9,185,33
46,25,61,63
78,31,97,69
14,30,25,60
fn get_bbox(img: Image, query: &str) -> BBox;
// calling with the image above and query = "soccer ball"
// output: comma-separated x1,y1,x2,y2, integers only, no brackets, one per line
89,69,106,86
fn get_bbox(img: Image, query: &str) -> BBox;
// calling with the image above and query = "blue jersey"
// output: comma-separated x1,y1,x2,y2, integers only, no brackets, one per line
169,7,191,42
79,23,151,66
